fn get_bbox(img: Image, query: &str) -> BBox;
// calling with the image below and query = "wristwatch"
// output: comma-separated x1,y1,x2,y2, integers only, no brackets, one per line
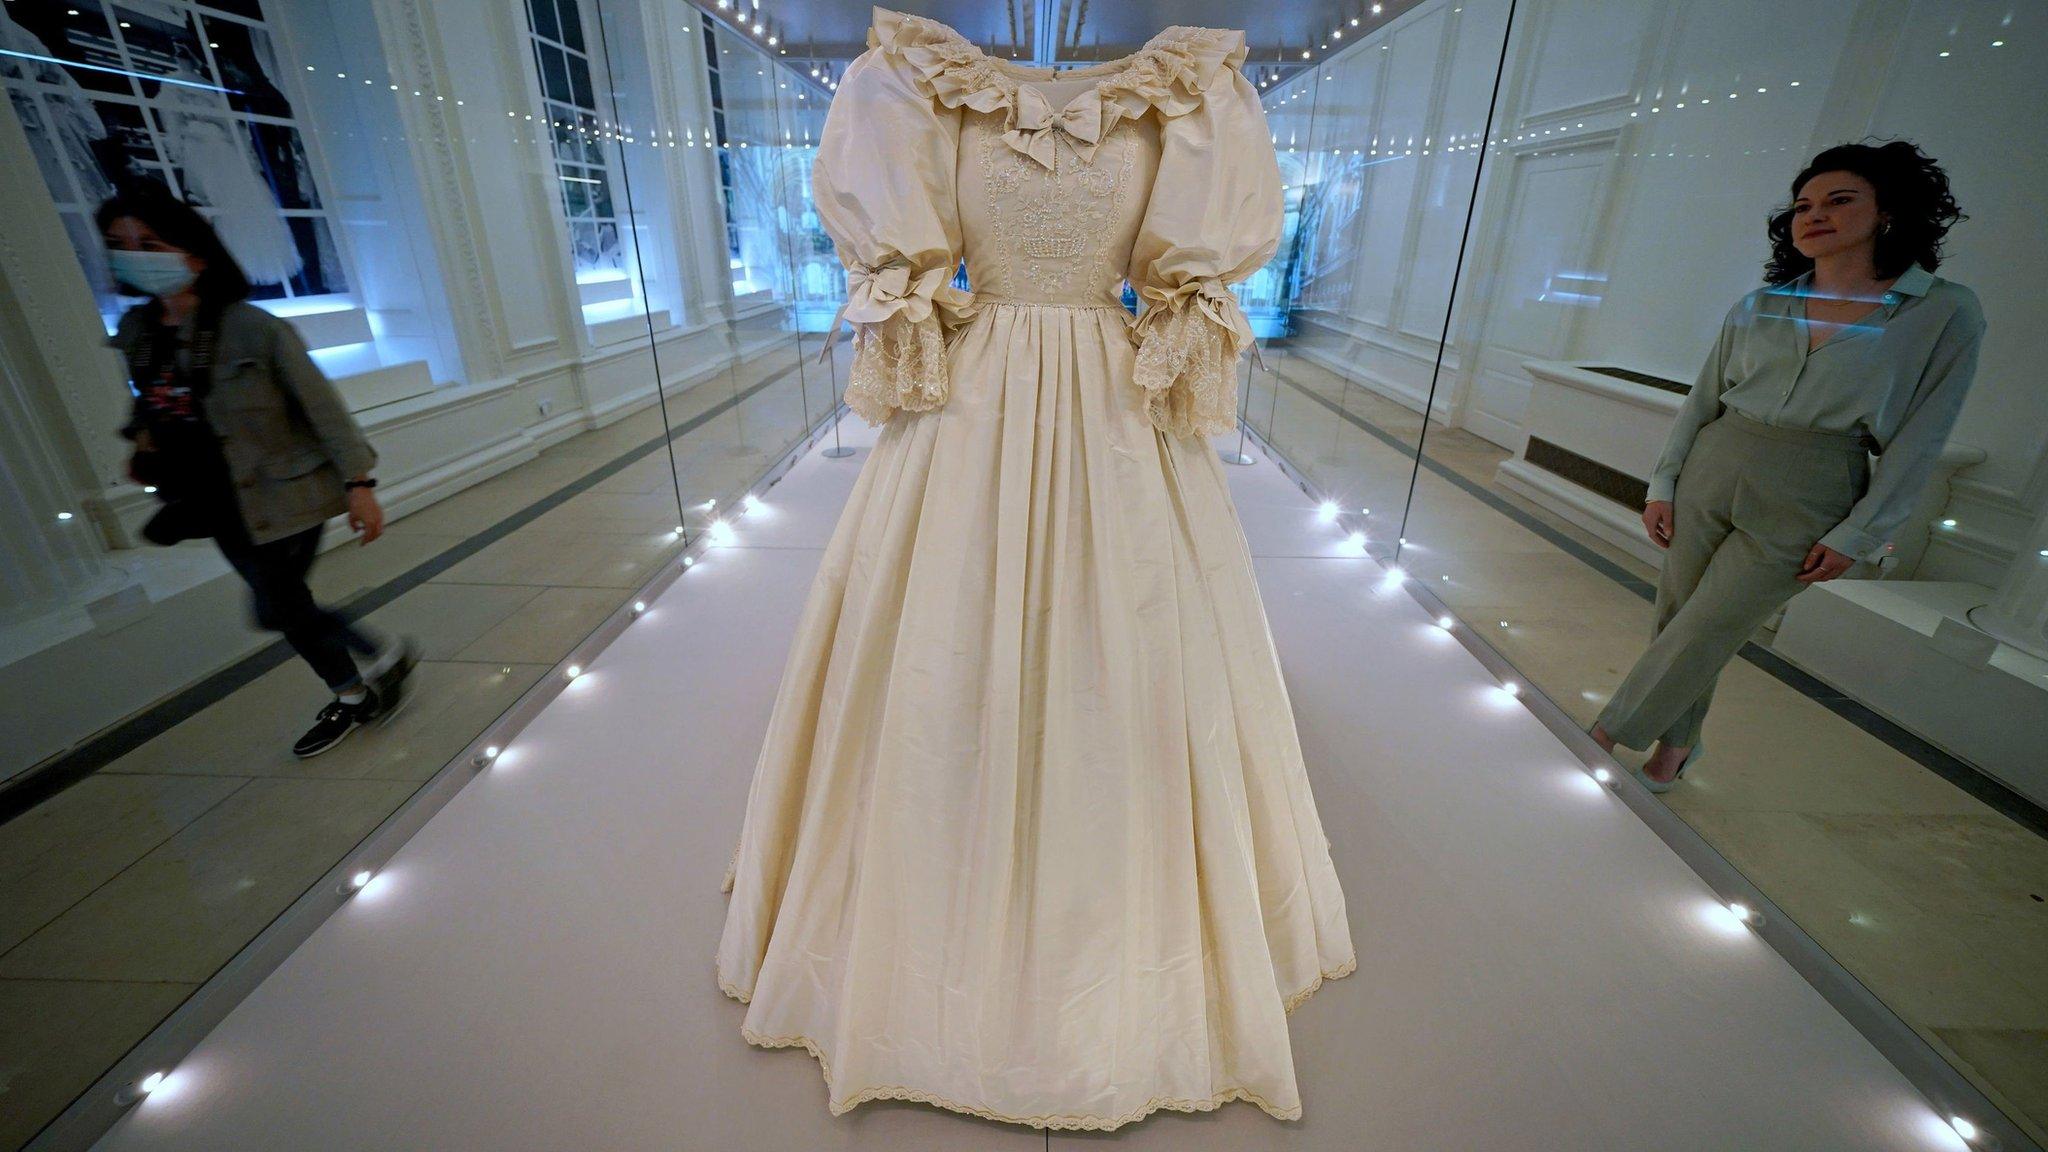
344,478,378,491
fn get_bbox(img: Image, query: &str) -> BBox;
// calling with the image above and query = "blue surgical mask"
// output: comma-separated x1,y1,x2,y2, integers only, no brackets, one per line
108,249,198,298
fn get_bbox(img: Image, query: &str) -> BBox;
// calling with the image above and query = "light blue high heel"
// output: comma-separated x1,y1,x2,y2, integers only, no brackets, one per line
1632,743,1703,794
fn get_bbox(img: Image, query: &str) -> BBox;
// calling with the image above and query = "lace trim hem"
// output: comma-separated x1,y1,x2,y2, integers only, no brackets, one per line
714,957,1357,1131
1283,954,1358,1015
844,314,951,426
1132,301,1249,439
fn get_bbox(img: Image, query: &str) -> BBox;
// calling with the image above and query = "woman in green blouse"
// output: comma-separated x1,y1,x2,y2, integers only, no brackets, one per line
1591,141,1986,792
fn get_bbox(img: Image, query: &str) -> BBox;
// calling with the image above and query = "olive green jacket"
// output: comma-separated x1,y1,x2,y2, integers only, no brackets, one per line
110,300,377,545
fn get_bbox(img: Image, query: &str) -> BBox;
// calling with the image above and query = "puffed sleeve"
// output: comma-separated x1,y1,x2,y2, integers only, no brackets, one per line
1817,289,1986,562
1127,58,1281,439
1645,295,1748,505
812,34,975,425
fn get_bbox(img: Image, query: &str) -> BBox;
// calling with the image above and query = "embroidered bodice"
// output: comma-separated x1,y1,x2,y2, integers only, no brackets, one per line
960,85,1146,308
815,6,1283,438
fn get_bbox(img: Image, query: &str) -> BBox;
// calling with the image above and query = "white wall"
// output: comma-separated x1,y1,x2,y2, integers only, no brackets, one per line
1850,2,2048,575
279,0,465,386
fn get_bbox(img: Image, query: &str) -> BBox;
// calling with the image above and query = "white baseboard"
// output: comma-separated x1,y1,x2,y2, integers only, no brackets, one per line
1494,457,1663,567
1461,405,1525,453
375,431,542,528
1288,341,1457,425
1920,475,2036,584
526,404,597,454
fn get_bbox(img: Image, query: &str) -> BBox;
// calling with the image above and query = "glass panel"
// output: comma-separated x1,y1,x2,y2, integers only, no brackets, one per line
1398,2,2048,1142
1254,59,1339,467
0,0,796,1138
553,0,585,54
523,0,558,46
536,42,571,105
1261,1,1511,569
565,49,594,110
781,69,837,432
682,19,810,496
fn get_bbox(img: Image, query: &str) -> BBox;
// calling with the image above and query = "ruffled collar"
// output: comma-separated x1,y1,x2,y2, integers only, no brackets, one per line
867,6,1248,144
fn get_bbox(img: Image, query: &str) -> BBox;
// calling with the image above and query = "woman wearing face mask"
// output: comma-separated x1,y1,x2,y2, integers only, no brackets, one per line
99,181,417,758
1590,140,1985,792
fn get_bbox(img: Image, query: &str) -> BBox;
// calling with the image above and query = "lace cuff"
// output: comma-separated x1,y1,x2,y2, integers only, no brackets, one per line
1132,280,1254,439
845,314,952,425
832,261,977,425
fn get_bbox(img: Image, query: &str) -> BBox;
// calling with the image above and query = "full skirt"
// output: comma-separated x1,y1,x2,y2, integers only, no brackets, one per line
713,301,1357,1131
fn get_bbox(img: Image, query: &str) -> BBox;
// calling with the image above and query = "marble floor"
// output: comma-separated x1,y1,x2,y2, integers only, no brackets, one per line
0,339,845,1152
83,407,1961,1152
1253,347,2048,1146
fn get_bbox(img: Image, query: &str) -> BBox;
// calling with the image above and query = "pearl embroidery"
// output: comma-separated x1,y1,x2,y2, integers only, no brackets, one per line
978,118,1134,299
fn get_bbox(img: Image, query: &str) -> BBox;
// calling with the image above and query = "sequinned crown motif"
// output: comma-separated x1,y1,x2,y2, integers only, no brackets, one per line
1022,227,1085,259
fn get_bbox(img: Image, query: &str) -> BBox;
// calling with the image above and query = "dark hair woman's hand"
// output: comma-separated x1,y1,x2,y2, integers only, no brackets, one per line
1642,500,1674,549
347,486,385,545
1796,542,1855,583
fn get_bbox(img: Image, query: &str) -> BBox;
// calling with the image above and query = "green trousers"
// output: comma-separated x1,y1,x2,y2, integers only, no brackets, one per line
1596,411,1870,750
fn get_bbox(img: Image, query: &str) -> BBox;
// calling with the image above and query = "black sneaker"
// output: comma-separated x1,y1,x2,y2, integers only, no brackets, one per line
364,638,419,725
292,695,376,758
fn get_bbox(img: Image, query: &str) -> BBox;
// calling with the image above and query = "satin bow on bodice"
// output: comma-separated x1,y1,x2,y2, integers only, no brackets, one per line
1002,84,1105,170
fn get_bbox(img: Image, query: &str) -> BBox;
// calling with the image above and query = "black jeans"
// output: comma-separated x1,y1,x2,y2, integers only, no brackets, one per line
215,522,377,693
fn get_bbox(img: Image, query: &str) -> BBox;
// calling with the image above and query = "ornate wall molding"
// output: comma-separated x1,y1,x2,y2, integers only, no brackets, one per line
371,0,508,377
0,98,132,559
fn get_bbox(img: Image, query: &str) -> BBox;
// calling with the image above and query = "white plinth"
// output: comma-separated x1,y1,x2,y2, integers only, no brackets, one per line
1495,360,1683,567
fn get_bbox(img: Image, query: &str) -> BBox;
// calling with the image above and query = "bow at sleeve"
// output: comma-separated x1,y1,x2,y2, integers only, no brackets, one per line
1126,64,1281,439
813,41,976,424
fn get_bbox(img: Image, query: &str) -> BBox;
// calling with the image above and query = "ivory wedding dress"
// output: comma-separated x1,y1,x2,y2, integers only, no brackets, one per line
714,7,1356,1130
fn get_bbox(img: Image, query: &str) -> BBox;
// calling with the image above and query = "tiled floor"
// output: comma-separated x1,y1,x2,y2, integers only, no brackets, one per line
1256,347,2048,1145
0,340,838,1151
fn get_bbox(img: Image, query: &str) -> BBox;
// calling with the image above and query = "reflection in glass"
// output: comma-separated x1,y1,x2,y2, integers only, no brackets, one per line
4,0,351,325
1378,1,2046,1143
1257,0,1509,551
0,0,827,1142
524,0,632,298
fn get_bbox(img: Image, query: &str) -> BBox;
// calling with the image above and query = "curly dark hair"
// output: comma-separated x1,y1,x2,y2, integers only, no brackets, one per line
1763,140,1965,284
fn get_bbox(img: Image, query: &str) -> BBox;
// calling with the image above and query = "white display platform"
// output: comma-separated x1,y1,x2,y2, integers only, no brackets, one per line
88,415,1965,1152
